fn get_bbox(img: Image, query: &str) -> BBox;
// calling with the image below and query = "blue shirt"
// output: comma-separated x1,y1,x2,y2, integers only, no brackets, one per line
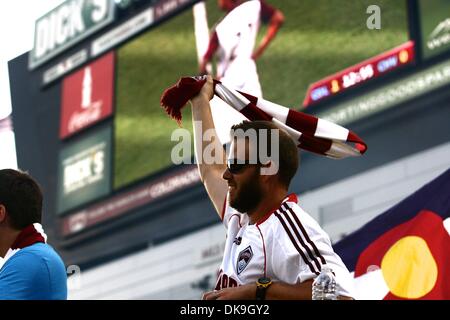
0,243,67,300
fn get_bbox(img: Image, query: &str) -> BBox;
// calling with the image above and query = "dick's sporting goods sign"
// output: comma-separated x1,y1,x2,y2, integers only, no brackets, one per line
29,0,114,70
57,125,112,214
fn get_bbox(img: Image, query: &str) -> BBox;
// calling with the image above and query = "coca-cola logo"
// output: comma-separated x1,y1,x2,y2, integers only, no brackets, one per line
68,100,103,133
60,52,114,139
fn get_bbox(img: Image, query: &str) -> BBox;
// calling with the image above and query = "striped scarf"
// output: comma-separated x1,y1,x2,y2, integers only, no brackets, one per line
160,76,367,159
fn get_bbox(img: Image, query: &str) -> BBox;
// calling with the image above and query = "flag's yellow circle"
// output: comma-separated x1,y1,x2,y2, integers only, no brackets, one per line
381,236,437,299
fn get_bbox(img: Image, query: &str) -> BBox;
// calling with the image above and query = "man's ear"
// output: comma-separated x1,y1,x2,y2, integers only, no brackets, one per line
259,160,279,177
0,205,6,223
259,161,277,183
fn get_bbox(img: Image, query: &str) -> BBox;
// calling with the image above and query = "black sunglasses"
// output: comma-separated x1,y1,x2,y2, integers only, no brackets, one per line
226,159,259,174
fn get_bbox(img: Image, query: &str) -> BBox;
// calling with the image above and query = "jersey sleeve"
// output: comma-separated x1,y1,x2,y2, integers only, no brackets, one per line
203,31,219,62
259,0,277,24
270,203,355,297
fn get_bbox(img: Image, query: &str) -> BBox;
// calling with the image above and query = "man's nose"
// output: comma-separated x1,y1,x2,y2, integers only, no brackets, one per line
223,167,232,181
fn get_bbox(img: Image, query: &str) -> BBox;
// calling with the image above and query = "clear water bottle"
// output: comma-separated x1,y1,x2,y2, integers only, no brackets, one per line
312,266,337,300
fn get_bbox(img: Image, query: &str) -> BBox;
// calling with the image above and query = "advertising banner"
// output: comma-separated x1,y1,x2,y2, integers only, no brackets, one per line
317,58,450,125
418,0,450,60
29,0,115,70
60,52,114,139
61,165,200,235
57,125,112,214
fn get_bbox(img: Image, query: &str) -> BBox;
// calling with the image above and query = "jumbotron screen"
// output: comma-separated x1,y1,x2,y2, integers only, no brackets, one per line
113,0,409,189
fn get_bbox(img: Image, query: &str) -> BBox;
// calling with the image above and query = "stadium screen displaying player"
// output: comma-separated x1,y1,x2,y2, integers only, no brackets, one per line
114,0,408,189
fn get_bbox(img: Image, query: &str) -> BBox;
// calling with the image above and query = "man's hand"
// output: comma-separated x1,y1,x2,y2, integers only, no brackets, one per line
252,9,284,61
202,284,256,300
191,75,214,105
198,60,209,76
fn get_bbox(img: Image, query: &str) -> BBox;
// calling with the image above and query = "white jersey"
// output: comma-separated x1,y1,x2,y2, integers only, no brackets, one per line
215,0,262,96
210,0,264,145
215,193,355,298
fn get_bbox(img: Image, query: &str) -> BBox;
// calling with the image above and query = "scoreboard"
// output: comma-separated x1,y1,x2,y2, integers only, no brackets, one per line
10,0,205,244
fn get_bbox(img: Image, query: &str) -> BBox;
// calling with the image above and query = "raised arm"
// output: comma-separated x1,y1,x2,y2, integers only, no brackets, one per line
252,5,285,60
190,76,228,217
199,32,219,75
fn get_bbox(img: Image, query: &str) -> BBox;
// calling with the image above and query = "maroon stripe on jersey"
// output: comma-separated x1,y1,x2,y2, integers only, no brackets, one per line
256,225,267,277
283,203,326,265
283,193,298,204
275,211,319,275
228,214,242,228
203,31,219,62
260,0,276,24
214,269,223,291
279,207,322,272
221,196,227,221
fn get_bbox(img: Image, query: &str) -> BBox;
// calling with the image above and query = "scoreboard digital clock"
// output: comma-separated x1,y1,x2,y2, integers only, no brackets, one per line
303,41,415,107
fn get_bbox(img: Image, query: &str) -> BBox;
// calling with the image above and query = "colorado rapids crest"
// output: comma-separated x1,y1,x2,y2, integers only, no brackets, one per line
237,246,253,275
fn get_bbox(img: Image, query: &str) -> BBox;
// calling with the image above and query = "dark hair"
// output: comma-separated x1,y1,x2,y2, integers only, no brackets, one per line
230,121,299,187
0,169,43,229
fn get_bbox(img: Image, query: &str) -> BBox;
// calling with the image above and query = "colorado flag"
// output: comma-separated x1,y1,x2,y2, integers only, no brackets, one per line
334,168,450,299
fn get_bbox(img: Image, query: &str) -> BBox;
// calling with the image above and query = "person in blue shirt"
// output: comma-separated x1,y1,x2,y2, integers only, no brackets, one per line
0,169,67,300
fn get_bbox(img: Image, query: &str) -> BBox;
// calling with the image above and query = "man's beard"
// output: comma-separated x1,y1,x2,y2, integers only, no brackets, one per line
229,174,263,214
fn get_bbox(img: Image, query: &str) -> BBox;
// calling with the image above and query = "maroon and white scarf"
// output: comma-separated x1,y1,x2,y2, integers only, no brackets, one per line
160,76,367,159
0,223,47,269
